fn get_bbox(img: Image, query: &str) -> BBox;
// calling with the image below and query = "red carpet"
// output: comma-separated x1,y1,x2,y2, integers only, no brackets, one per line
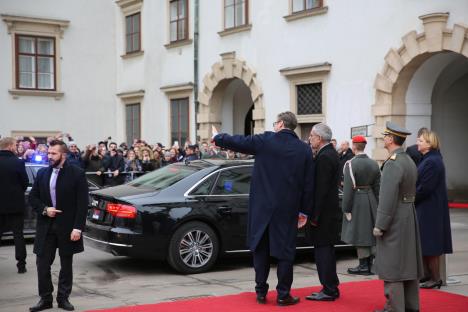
449,202,468,209
86,280,468,312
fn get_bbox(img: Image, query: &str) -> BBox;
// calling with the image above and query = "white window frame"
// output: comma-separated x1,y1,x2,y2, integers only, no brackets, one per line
2,14,69,99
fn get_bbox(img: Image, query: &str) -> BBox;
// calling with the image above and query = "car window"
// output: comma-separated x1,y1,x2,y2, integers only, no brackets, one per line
212,166,252,195
190,174,217,196
26,167,34,186
128,164,199,190
26,165,46,186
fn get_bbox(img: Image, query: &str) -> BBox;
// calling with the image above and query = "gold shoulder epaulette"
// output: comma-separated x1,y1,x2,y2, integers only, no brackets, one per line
390,154,397,161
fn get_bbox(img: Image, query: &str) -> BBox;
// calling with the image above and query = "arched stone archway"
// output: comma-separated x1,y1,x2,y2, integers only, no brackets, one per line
197,52,265,141
372,12,468,160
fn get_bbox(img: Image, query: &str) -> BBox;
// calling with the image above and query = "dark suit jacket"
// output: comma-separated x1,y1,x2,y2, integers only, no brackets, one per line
306,143,341,246
214,129,315,261
339,148,354,183
0,150,28,215
406,144,422,166
29,161,89,256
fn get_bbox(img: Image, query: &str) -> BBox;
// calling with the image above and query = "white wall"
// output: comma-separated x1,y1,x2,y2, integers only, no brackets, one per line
196,0,468,151
405,53,461,145
2,0,468,151
0,0,116,147
432,60,468,192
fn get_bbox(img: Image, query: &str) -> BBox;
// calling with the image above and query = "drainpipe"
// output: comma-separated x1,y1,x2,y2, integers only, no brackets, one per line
193,0,200,142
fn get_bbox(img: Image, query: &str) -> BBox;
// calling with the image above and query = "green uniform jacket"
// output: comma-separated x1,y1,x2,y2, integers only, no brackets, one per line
375,147,424,282
341,154,380,246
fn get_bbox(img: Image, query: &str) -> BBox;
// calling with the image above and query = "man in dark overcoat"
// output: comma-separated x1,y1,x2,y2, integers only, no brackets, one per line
406,127,428,166
341,135,380,275
373,121,423,312
305,123,341,301
29,140,89,312
0,137,29,273
212,111,314,306
338,140,354,185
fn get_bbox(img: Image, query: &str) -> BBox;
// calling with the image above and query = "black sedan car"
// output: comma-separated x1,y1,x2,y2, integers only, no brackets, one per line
85,159,344,274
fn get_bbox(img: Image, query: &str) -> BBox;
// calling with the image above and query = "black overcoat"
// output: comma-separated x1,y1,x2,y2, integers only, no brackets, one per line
214,129,315,261
415,150,453,256
29,161,89,256
0,150,28,215
305,143,341,246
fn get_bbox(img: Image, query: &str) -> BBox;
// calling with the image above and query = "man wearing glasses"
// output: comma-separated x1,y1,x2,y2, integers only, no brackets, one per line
212,111,314,306
305,123,341,302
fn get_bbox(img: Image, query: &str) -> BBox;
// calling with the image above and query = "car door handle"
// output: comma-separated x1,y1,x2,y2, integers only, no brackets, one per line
218,206,232,214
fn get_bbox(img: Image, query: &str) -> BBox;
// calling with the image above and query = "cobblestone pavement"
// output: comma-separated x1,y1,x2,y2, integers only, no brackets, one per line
1,210,467,312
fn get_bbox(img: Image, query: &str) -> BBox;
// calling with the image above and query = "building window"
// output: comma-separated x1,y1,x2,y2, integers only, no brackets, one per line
169,0,188,42
170,98,189,146
292,0,322,13
126,103,141,146
16,35,55,90
297,83,322,115
280,62,330,139
125,13,141,53
224,0,248,29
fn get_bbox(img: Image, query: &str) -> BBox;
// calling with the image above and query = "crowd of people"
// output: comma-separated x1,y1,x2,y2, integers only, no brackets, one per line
13,133,252,187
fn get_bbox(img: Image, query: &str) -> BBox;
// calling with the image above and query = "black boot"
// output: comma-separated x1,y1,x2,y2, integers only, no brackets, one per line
368,255,375,275
347,258,372,275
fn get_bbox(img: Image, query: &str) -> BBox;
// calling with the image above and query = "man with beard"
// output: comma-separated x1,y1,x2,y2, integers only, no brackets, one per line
0,137,29,273
29,140,88,311
212,111,314,306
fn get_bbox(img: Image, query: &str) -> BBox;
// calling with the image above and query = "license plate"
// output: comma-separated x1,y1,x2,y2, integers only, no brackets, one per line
92,209,100,220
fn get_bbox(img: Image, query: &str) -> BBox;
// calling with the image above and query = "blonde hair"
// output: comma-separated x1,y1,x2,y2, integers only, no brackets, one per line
0,137,16,150
420,131,440,150
139,146,154,160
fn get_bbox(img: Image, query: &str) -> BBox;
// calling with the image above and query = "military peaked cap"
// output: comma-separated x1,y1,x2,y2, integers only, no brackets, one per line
382,121,411,138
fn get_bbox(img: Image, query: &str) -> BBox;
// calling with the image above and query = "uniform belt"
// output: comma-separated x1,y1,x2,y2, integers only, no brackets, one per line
354,185,370,191
401,195,415,203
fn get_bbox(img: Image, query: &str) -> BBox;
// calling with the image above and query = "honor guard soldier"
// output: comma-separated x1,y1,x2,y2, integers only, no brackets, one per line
373,121,424,312
341,135,380,276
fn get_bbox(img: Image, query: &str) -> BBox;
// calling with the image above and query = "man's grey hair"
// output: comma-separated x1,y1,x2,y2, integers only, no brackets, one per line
0,137,16,150
312,123,333,142
277,111,297,131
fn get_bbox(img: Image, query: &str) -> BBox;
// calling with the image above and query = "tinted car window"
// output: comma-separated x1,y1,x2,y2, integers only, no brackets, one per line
128,164,199,190
190,174,217,195
26,164,46,186
212,166,252,195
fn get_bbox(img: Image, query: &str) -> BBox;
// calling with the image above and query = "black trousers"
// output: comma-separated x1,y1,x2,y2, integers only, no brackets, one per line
0,213,26,269
314,244,340,295
253,228,294,300
36,224,73,302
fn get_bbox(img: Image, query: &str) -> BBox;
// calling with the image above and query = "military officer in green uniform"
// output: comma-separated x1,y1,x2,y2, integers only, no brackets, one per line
341,135,380,275
373,121,424,312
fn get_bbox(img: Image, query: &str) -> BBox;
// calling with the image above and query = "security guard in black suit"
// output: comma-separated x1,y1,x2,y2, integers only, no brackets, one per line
29,140,89,312
0,137,29,273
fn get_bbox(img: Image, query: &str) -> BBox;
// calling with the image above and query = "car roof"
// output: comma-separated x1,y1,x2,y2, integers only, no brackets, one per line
25,163,48,167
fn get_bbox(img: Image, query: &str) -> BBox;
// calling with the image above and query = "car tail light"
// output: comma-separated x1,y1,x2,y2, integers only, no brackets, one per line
106,203,137,219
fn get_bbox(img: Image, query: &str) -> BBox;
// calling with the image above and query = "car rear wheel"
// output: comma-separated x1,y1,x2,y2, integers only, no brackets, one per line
167,221,219,274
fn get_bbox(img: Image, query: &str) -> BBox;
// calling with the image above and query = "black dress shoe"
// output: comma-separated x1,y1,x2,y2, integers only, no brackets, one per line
57,298,75,311
420,280,442,289
18,266,27,274
29,299,53,312
305,291,338,301
277,295,300,306
256,295,266,304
